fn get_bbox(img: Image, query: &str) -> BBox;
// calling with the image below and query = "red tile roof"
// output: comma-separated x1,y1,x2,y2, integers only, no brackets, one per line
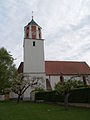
45,61,90,75
18,61,90,75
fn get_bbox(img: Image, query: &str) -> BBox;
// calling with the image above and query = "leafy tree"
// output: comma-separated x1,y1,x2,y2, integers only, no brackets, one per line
55,76,84,110
11,73,44,102
0,47,17,94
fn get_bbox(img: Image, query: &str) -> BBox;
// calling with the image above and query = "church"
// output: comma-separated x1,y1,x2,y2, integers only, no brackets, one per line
17,16,90,100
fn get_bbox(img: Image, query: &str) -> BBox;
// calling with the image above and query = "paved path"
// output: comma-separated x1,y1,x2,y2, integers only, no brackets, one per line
69,103,90,108
37,101,90,108
56,102,90,108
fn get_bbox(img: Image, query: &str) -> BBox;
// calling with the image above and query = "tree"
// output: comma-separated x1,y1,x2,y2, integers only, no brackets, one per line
55,76,84,110
0,47,17,94
11,73,44,102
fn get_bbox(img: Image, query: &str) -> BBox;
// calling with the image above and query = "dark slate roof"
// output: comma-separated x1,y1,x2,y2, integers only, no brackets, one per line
18,62,23,74
18,61,90,75
28,19,41,28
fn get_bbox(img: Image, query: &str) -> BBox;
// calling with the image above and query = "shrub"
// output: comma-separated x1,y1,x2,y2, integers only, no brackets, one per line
35,87,90,103
69,87,90,103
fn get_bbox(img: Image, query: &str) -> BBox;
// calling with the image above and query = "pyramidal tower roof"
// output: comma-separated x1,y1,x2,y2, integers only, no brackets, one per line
28,18,41,28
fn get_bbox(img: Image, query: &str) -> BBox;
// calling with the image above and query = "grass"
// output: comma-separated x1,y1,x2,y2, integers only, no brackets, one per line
0,101,90,120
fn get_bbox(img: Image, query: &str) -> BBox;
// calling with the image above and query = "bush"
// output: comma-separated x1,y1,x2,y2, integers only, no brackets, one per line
35,91,64,102
69,87,90,103
35,87,90,103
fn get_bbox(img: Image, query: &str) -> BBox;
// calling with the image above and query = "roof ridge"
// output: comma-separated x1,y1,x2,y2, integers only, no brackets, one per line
20,61,86,63
45,60,85,63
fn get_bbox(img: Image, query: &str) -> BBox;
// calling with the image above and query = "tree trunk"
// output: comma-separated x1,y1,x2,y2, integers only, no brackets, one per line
64,93,70,110
17,95,21,102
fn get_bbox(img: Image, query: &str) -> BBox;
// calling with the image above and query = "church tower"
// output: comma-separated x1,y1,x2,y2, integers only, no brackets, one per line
23,16,46,100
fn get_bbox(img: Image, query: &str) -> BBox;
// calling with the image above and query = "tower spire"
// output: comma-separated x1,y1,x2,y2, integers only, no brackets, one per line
32,11,33,19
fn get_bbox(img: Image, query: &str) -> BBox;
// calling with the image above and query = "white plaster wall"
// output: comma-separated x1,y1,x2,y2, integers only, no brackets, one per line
64,75,83,82
9,73,46,100
49,76,60,90
48,75,84,90
36,26,39,39
24,39,45,73
24,73,46,89
23,85,31,100
23,73,46,100
29,25,32,39
9,92,18,99
86,75,90,85
0,95,5,101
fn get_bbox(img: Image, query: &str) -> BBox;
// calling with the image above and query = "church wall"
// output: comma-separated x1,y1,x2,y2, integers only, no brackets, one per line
9,92,18,99
87,75,90,85
24,39,45,73
0,95,5,101
49,76,60,90
23,73,46,89
9,73,46,101
23,86,31,101
23,73,46,100
47,75,84,90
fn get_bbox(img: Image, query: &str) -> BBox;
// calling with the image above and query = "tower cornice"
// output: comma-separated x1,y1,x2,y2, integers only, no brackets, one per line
24,38,45,41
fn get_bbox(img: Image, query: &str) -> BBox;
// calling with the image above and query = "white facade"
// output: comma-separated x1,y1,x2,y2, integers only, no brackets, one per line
46,75,84,90
24,39,45,73
46,75,90,90
23,18,46,100
9,92,18,99
0,95,5,101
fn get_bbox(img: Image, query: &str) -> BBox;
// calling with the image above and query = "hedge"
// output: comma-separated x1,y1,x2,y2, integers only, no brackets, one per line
69,87,90,103
35,87,90,103
35,91,64,102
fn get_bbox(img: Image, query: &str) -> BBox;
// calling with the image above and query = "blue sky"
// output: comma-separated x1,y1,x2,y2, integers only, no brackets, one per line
0,0,90,67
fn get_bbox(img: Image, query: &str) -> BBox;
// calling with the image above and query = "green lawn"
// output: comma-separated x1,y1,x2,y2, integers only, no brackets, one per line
0,102,90,120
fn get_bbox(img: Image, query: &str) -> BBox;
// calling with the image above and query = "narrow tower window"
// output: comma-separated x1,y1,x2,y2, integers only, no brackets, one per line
33,41,35,46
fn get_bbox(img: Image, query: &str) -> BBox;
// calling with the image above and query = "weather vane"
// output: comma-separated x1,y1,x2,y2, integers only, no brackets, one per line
32,11,33,19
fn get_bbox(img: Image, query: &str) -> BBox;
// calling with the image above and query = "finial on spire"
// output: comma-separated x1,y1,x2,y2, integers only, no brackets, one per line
32,11,33,19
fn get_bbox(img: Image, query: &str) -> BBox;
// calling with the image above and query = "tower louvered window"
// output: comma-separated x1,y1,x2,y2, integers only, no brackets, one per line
26,26,29,38
31,26,36,39
38,27,41,39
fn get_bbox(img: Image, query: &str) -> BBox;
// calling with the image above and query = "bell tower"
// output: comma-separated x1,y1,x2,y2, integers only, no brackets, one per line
23,16,46,100
24,18,42,40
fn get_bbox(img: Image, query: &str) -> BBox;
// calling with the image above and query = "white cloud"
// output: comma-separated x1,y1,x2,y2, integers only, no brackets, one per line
0,0,90,67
